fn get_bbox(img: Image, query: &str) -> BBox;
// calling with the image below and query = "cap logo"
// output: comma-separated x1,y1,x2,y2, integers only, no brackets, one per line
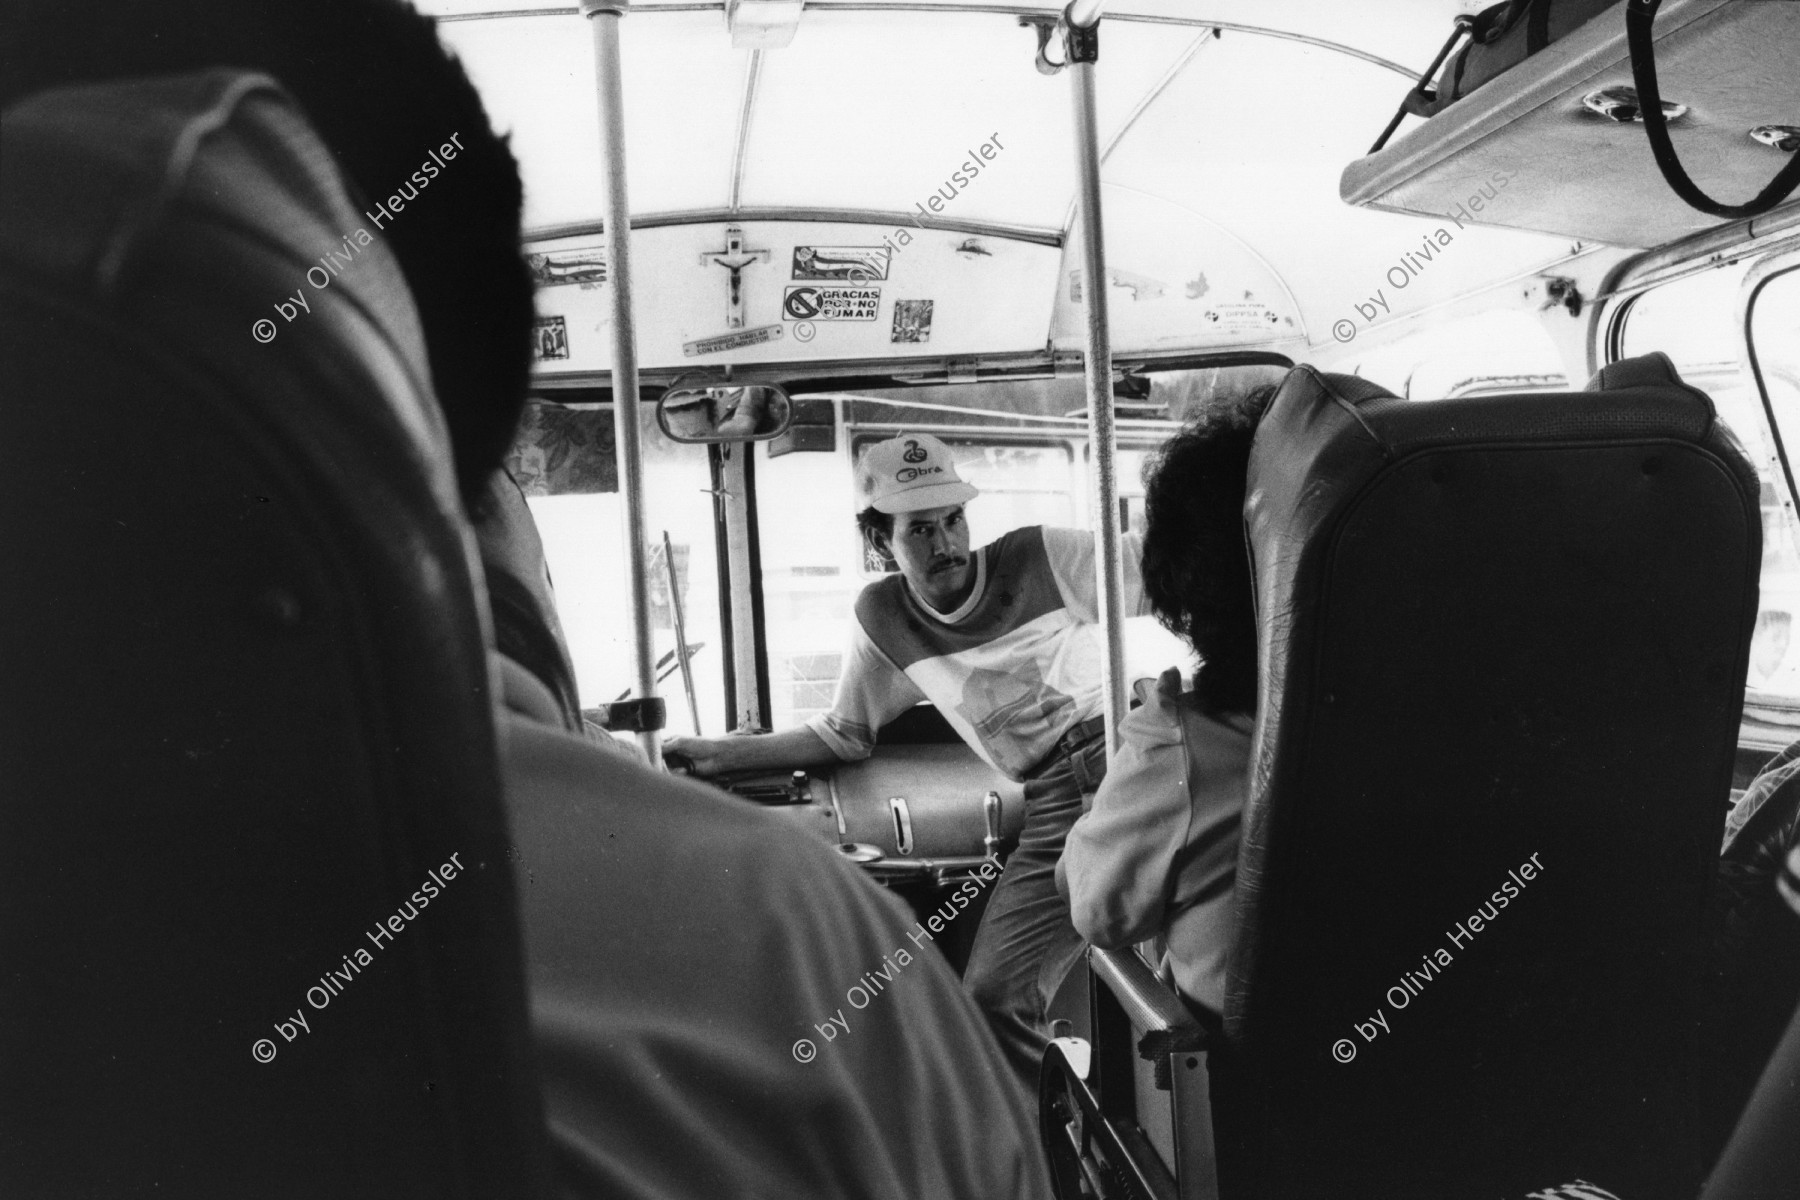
863,433,975,513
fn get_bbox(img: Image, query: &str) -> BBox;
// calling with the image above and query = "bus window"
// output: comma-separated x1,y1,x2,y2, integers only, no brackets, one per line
1750,266,1800,468
1337,308,1569,400
755,438,864,729
1114,448,1151,536
513,402,728,737
1622,263,1800,700
1748,266,1800,700
1096,441,1198,678
941,441,1078,544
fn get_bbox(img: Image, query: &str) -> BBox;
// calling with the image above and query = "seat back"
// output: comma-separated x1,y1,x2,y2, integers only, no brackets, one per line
1213,356,1760,1200
0,72,547,1196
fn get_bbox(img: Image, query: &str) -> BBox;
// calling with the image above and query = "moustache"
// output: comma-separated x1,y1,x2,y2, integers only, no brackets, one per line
928,556,970,574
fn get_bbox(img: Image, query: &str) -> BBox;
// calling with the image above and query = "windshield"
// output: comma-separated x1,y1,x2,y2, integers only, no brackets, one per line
753,367,1289,728
513,401,728,737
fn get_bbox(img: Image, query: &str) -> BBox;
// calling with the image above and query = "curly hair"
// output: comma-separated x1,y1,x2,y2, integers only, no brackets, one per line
1,0,532,507
1139,384,1278,716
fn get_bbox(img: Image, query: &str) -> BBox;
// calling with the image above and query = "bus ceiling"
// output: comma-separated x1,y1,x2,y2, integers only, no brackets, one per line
428,1,1611,380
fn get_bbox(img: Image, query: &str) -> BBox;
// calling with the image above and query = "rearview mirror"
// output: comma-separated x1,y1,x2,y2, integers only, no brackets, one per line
656,381,793,443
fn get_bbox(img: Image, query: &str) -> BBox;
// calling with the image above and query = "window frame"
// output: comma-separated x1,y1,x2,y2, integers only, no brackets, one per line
1741,245,1800,523
1601,232,1800,734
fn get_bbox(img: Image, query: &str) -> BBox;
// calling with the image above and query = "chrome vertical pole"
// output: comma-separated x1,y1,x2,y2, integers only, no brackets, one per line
582,0,662,765
1065,2,1127,758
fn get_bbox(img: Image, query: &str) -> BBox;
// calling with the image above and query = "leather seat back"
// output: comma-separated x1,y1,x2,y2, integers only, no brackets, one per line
1213,355,1760,1199
0,71,547,1196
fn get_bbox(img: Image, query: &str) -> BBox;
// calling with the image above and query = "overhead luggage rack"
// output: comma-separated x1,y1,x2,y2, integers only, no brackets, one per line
1340,0,1800,248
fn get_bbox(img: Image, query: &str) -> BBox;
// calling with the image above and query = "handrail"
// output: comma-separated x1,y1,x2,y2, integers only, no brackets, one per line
1087,945,1210,1058
581,0,663,764
1063,11,1129,758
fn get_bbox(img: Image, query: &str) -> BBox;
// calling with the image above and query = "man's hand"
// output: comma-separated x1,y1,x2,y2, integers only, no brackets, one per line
662,735,727,777
663,726,841,777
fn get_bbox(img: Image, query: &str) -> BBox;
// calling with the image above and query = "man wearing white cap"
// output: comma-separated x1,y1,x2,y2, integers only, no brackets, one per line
666,431,1148,1096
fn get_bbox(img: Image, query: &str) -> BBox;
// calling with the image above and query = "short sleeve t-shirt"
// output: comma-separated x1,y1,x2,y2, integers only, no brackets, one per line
806,526,1147,779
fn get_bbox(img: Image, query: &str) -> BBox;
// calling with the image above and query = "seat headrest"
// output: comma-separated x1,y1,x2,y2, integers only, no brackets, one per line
1,70,546,1194
1,67,455,512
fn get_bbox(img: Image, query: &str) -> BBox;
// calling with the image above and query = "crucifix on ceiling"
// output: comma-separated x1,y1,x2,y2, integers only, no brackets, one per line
699,226,769,329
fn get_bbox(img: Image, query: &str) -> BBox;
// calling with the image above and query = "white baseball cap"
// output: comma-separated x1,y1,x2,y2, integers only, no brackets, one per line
856,433,979,514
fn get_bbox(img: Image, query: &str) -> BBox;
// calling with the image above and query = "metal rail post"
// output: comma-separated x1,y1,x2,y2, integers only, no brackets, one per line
582,0,662,764
1065,1,1128,757
662,531,702,734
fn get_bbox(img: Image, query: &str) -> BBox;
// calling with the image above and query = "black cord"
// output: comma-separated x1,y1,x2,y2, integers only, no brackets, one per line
1626,0,1800,220
1369,15,1476,155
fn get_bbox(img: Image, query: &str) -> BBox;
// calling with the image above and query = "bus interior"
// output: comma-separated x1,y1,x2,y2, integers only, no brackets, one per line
6,0,1800,1197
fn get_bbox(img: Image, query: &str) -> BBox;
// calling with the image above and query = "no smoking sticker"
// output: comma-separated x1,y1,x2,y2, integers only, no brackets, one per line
783,286,880,321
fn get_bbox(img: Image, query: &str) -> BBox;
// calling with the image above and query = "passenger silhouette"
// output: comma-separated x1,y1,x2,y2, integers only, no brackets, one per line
1059,385,1275,1015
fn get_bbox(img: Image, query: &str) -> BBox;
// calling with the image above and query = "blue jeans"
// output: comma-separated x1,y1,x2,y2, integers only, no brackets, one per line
963,726,1107,1098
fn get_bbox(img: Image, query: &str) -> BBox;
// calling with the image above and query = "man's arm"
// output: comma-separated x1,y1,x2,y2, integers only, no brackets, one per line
663,726,841,777
1058,668,1190,947
667,594,922,777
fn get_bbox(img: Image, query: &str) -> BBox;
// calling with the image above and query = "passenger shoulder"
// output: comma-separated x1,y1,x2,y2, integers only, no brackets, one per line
502,713,907,912
1118,667,1188,748
1175,701,1256,777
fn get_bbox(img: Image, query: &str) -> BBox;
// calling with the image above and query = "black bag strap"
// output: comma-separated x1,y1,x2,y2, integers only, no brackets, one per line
1627,0,1800,219
1525,0,1554,54
1369,13,1478,154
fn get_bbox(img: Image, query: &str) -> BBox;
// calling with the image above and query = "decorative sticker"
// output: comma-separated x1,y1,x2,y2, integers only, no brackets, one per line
683,324,785,357
532,315,569,361
1200,301,1282,334
791,246,891,282
527,249,607,288
782,286,880,321
891,299,933,344
506,400,616,495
